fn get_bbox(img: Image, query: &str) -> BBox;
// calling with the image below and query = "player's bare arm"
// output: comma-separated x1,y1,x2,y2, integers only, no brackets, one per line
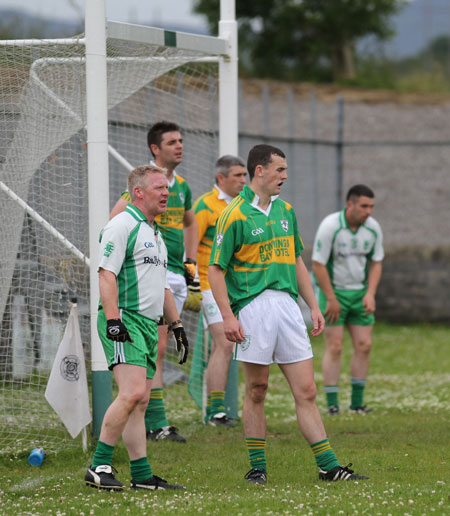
363,261,383,315
312,261,341,324
109,197,129,220
163,288,182,328
98,269,120,319
183,208,199,261
208,264,245,343
296,256,324,337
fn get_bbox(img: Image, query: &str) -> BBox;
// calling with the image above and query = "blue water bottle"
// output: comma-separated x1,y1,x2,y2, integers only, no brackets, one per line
28,448,45,466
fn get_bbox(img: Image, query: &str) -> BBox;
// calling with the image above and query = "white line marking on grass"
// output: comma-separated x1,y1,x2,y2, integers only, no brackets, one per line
9,473,61,492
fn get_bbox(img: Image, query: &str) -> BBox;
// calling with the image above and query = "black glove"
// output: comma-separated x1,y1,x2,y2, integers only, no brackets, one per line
184,258,197,286
173,326,189,364
106,318,133,342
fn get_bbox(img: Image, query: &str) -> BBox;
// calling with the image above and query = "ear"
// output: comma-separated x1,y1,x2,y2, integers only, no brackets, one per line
150,143,159,156
134,186,143,200
255,164,264,177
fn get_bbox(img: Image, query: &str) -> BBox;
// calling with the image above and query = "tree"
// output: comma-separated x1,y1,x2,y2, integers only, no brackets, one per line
194,0,407,82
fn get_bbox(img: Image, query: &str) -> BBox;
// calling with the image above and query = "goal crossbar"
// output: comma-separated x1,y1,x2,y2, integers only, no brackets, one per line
107,21,229,57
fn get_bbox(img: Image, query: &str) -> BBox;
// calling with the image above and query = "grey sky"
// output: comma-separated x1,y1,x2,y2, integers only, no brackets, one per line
0,0,208,30
2,0,450,58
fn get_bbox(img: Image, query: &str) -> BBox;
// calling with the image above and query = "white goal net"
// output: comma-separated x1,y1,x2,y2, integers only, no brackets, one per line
0,24,221,454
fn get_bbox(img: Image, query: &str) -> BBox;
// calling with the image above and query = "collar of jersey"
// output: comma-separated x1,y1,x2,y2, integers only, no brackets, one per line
241,184,273,216
215,184,234,204
125,204,158,230
341,208,359,234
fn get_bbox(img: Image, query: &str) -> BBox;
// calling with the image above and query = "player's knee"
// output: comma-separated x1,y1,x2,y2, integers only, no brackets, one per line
249,383,268,404
355,338,372,355
118,388,147,410
328,340,343,357
297,380,317,403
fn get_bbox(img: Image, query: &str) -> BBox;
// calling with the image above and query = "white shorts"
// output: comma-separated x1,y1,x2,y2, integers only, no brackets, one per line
167,269,187,314
201,289,223,327
235,290,313,365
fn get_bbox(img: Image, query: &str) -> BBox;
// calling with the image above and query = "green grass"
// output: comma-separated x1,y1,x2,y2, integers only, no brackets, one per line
1,323,449,515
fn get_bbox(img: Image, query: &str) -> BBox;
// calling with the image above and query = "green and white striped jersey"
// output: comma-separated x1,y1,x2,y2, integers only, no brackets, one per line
98,204,169,321
119,169,192,276
312,209,384,291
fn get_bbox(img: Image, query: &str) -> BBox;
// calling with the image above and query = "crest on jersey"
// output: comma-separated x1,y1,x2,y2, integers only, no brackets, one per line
179,192,185,203
216,232,224,246
280,219,289,232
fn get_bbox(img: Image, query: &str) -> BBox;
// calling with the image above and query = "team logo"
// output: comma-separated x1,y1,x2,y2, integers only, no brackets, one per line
351,238,358,249
206,303,218,317
179,192,185,203
364,240,370,250
216,232,224,246
240,336,251,352
103,241,114,257
60,355,80,382
316,240,322,251
251,227,264,236
280,220,289,232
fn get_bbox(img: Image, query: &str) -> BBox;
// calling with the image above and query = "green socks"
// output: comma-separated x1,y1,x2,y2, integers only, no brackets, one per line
245,437,267,471
311,439,339,471
205,394,212,423
325,385,339,408
210,390,226,418
145,388,169,431
130,457,152,482
92,440,114,469
350,378,366,409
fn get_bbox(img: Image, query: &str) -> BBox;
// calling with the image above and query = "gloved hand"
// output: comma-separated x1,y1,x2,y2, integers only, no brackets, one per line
106,318,133,342
184,258,197,286
183,281,203,312
173,325,189,364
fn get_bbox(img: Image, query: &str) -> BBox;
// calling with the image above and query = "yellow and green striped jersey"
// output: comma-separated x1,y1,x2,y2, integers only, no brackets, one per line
120,174,192,276
193,186,229,291
210,184,304,314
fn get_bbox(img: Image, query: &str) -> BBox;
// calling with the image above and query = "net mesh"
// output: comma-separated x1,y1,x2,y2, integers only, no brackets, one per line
0,31,219,454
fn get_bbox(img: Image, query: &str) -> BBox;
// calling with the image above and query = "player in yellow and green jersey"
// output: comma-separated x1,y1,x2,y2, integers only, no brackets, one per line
193,155,247,427
110,121,198,443
209,144,369,485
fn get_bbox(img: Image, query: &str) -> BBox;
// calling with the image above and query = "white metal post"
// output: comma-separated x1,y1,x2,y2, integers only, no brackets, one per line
219,0,238,156
218,0,239,420
85,0,112,436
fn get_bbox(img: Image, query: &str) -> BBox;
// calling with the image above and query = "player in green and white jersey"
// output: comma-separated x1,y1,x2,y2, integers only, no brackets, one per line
85,165,189,492
110,121,198,443
312,184,384,415
209,144,368,485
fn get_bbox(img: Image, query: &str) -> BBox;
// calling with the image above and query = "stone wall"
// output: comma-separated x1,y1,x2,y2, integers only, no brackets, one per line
240,80,450,324
375,245,450,323
302,245,450,324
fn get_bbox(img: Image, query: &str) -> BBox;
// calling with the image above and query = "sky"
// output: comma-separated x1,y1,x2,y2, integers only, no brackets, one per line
1,0,450,58
0,0,208,31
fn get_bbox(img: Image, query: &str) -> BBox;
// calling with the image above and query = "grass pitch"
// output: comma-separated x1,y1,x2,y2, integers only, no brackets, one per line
0,323,449,515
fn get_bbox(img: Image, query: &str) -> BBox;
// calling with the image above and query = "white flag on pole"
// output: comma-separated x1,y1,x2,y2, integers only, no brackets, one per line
45,304,92,438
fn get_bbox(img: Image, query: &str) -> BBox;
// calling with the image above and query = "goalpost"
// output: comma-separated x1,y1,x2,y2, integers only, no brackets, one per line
0,0,237,453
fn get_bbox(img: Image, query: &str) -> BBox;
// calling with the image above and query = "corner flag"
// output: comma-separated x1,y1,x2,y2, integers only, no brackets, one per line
45,304,92,438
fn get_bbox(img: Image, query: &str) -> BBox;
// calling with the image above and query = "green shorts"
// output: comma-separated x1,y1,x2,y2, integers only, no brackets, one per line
318,288,375,327
98,309,158,379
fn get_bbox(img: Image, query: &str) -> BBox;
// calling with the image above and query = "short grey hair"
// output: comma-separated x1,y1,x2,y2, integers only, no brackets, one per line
215,155,246,182
128,164,167,201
